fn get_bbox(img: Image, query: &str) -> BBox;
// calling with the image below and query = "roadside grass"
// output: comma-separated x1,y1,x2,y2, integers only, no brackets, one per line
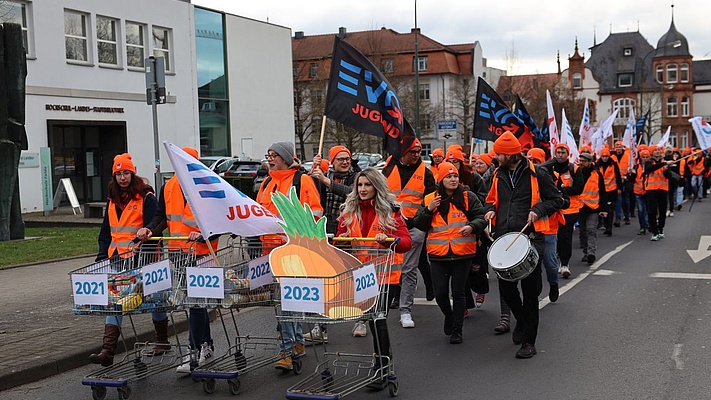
0,227,98,268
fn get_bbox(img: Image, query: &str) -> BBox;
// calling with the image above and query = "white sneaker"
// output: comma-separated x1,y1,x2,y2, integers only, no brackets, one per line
668,212,674,217
198,342,214,366
658,233,665,239
175,353,192,373
650,234,660,241
666,210,671,216
400,313,415,328
303,325,328,342
560,266,571,279
352,321,367,337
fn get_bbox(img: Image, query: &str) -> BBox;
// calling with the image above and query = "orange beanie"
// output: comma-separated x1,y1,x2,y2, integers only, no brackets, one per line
478,154,493,166
527,148,546,164
403,138,422,154
328,145,351,163
493,131,522,155
182,147,199,160
436,161,459,183
112,153,136,174
640,150,651,157
446,148,466,163
431,148,444,157
555,142,570,154
599,148,611,157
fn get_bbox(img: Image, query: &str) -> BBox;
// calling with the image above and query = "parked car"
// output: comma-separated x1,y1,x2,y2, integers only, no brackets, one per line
199,156,239,176
352,153,384,170
223,160,263,177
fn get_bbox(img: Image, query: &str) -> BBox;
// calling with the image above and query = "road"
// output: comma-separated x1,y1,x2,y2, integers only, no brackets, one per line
3,200,711,400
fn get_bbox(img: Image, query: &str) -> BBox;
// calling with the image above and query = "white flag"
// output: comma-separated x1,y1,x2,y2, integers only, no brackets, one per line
621,113,636,150
600,109,619,141
561,109,580,164
590,128,604,157
163,141,283,237
656,126,671,148
689,117,711,150
578,98,592,149
546,90,560,157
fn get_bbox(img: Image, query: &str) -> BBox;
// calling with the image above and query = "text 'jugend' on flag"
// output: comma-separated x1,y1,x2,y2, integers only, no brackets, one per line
325,36,416,160
163,141,283,238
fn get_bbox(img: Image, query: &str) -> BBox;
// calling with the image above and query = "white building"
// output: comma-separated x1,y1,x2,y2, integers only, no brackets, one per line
8,0,293,213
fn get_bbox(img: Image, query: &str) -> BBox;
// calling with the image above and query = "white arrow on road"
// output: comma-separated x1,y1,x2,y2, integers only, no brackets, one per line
687,235,711,264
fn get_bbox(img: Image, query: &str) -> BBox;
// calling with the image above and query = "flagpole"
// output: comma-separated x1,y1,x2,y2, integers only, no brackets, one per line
414,0,420,139
469,139,475,165
317,115,327,156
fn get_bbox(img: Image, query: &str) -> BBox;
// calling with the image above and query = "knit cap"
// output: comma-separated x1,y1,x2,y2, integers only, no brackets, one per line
493,131,522,155
113,153,136,174
328,145,351,163
268,141,296,165
182,147,199,160
436,161,459,183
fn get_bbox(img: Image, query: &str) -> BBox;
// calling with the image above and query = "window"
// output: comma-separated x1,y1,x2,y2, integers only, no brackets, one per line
311,89,323,105
667,97,678,117
419,83,430,100
381,59,394,74
64,10,89,62
96,16,118,66
680,63,689,83
669,132,677,148
623,48,632,56
152,26,172,72
309,63,318,78
420,113,431,131
572,72,582,89
681,130,689,148
681,96,690,117
414,56,428,71
618,73,633,87
666,63,678,83
503,90,512,102
5,1,31,55
656,64,663,83
613,98,636,119
126,22,145,68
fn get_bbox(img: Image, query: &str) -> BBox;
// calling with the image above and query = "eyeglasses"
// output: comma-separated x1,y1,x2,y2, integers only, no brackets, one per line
408,149,421,156
265,153,280,160
334,157,351,163
114,171,132,178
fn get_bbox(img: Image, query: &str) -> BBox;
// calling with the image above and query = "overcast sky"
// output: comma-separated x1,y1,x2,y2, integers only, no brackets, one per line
192,0,709,75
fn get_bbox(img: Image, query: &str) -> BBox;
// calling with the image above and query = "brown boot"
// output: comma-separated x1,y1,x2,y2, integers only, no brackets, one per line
89,324,120,366
152,318,171,355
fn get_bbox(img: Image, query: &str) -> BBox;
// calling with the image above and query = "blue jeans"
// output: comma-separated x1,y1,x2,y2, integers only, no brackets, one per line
279,322,304,354
635,194,648,230
675,186,683,207
543,234,559,286
692,175,705,199
106,312,167,326
188,308,212,349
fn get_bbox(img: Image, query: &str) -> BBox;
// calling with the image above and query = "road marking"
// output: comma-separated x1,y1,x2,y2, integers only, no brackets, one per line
413,298,439,306
650,272,711,280
687,235,711,263
593,269,617,276
672,344,684,370
540,241,634,308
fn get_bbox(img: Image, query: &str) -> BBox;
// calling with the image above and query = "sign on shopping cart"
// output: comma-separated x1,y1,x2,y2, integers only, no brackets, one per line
142,259,172,295
280,277,324,314
72,274,109,305
187,267,224,298
248,255,273,289
353,264,379,303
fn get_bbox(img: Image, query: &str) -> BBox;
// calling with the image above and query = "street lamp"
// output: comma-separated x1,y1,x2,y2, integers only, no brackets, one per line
639,39,681,142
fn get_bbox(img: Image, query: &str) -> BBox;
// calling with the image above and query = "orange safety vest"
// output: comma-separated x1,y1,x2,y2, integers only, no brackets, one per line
430,164,439,177
164,176,218,255
645,163,669,191
678,159,686,178
613,150,630,173
579,170,601,209
486,161,550,233
387,162,426,219
108,196,144,258
344,214,404,285
558,165,582,214
633,165,646,195
600,163,618,192
423,191,478,256
691,159,705,176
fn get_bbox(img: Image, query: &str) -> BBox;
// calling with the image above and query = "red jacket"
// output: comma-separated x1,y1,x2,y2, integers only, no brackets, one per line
336,200,412,254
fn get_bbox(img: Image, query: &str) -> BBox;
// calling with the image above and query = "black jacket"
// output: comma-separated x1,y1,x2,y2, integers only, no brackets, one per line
484,160,564,239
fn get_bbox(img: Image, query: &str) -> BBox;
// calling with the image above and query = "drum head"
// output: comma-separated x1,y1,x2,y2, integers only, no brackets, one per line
488,232,530,270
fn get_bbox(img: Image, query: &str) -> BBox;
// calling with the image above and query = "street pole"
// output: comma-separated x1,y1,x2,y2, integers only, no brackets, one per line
414,0,420,139
145,56,166,188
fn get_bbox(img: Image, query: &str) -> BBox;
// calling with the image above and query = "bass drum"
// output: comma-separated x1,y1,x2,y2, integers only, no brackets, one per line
487,232,539,282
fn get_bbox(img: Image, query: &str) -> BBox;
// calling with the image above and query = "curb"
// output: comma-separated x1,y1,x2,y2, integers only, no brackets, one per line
0,254,95,271
0,309,217,392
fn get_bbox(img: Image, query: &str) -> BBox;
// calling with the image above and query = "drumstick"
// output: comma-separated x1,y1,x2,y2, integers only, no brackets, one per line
505,221,531,251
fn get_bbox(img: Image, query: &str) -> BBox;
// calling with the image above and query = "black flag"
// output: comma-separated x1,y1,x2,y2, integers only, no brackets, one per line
473,77,533,149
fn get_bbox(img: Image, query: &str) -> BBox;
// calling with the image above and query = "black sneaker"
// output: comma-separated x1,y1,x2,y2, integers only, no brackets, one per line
587,254,596,264
449,331,463,344
604,231,612,237
581,254,589,263
389,298,399,310
515,343,537,359
443,316,453,336
549,284,559,302
512,323,524,345
426,290,435,301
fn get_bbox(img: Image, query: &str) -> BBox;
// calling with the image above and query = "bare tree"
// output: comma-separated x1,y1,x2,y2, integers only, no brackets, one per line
448,76,476,144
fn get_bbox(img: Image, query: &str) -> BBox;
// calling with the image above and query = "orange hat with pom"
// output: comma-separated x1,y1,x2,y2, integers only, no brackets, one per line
527,148,546,164
113,153,136,174
182,147,199,160
493,131,522,155
436,161,459,183
328,145,351,164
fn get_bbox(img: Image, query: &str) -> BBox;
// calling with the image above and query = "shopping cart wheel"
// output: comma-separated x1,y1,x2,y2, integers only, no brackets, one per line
228,379,241,395
388,380,399,397
321,370,334,390
202,378,217,394
292,358,303,375
91,386,106,400
117,385,131,400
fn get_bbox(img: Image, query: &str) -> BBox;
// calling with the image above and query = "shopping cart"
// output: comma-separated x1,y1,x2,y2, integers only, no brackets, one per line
176,237,289,395
69,241,195,400
277,238,401,399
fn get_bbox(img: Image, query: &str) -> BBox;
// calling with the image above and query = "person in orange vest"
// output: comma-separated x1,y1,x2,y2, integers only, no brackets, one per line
664,147,683,217
484,132,564,358
576,152,609,264
688,150,707,202
90,153,164,367
597,148,622,236
256,141,323,371
540,143,583,279
612,141,633,225
136,147,220,373
336,167,412,369
643,146,673,241
430,148,444,176
413,162,485,344
630,149,650,235
384,137,437,329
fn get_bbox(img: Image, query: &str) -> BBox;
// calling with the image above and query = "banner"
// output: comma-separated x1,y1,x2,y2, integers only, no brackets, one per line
325,36,415,160
689,116,711,149
163,141,283,237
656,126,671,149
473,77,533,149
561,109,580,164
578,98,592,148
621,113,636,150
546,90,560,156
514,95,546,153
